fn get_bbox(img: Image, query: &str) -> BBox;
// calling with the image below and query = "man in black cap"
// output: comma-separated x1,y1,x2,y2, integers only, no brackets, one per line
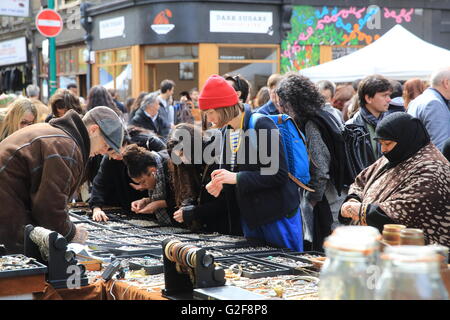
0,106,124,254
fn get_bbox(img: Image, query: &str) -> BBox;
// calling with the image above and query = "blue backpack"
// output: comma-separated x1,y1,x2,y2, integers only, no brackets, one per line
249,113,313,192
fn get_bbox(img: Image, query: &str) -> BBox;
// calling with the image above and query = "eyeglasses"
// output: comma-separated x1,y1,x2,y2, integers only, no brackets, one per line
20,120,34,126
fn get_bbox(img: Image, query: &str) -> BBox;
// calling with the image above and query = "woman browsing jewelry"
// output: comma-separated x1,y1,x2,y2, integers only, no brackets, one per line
199,75,303,251
339,113,450,246
122,144,177,226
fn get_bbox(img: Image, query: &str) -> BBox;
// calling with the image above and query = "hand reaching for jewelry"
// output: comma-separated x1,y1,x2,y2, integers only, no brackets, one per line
136,201,159,214
131,198,150,213
92,207,109,222
341,202,362,221
173,209,184,223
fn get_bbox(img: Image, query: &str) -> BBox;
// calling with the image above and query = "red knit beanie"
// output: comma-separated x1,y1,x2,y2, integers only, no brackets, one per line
198,75,239,110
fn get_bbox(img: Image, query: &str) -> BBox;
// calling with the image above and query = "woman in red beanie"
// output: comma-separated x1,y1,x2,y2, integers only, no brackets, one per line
197,75,303,251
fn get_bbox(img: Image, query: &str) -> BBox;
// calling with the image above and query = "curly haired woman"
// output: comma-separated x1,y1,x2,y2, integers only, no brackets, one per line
276,73,347,251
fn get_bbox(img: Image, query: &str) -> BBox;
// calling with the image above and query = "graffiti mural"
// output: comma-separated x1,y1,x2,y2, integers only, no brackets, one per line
281,5,418,73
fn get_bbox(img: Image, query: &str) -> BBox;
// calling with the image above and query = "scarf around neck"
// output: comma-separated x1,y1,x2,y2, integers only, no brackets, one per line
360,106,384,128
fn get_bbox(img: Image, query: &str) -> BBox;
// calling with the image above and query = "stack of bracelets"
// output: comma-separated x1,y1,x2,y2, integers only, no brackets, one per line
164,239,203,270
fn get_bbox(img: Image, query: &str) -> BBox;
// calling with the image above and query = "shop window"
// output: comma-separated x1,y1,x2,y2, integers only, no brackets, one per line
57,47,86,75
145,63,198,99
219,47,277,61
143,45,199,98
96,48,132,101
116,49,131,63
56,0,80,10
218,45,279,102
99,51,114,65
144,45,198,60
78,48,87,74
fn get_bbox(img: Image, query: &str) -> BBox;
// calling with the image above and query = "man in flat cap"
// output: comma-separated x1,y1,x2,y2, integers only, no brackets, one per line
0,106,124,254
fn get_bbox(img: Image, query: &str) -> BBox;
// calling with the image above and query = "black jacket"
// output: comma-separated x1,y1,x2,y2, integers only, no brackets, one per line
129,107,171,141
222,105,299,229
346,111,380,169
114,99,127,114
89,155,147,211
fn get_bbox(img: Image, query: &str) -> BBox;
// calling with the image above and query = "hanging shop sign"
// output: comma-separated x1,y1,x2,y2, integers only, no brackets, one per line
36,9,63,38
99,16,125,39
0,0,29,18
210,10,273,35
0,37,27,67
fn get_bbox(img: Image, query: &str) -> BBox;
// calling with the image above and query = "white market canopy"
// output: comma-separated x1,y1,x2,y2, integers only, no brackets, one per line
299,24,450,83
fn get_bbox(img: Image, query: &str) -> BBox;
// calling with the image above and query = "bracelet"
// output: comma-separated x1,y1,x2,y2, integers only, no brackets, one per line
361,203,368,226
357,203,368,226
357,203,363,225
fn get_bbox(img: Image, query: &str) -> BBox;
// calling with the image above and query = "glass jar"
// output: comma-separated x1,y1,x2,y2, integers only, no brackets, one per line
319,226,381,300
382,224,406,246
399,228,425,246
375,246,449,300
428,244,449,270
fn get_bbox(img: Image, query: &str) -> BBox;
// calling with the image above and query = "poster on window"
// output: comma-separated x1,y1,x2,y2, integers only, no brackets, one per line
210,10,273,35
0,0,29,17
179,62,194,80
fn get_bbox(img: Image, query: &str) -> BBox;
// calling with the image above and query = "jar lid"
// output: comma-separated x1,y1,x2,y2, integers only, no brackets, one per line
325,226,380,254
381,245,440,262
383,224,406,232
400,228,424,236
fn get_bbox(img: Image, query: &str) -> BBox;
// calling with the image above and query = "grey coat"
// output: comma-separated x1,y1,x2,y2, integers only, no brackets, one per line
407,88,450,151
301,121,346,241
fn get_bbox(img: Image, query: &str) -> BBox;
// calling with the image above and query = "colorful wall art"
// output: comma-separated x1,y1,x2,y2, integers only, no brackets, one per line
281,5,418,73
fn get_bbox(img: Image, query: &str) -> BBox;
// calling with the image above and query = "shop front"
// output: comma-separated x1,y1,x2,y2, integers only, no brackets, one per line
89,1,281,100
0,37,32,97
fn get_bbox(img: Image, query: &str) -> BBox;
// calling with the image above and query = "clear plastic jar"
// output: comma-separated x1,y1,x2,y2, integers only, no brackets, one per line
319,226,381,300
375,246,449,300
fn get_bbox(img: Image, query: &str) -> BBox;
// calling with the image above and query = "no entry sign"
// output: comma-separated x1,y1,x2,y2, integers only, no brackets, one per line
36,9,63,38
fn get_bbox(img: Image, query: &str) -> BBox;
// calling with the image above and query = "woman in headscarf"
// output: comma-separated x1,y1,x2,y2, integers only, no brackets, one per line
339,112,450,246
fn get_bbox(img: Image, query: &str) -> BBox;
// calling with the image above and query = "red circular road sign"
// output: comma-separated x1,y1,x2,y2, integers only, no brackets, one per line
35,9,63,38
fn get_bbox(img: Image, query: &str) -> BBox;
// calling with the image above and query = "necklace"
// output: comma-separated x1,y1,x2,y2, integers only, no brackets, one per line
230,113,245,153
